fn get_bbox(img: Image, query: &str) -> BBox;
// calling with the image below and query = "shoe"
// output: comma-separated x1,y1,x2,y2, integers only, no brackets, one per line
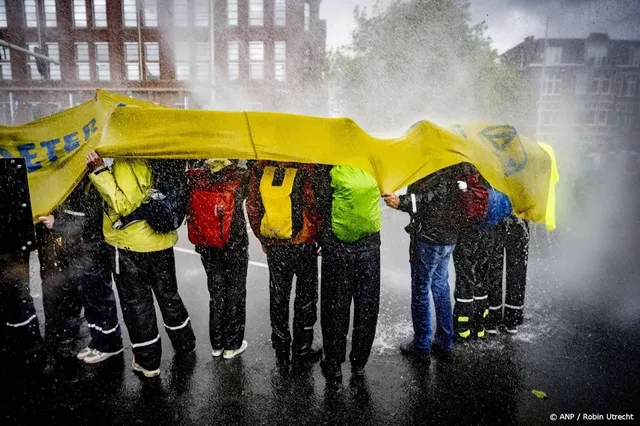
320,360,342,380
400,340,430,363
292,346,322,366
223,340,248,359
76,347,94,361
83,348,124,364
431,342,453,361
351,363,366,377
212,349,223,357
486,327,498,335
132,359,161,378
505,326,518,334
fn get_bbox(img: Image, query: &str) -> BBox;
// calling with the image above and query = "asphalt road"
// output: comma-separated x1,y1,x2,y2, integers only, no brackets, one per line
1,201,639,425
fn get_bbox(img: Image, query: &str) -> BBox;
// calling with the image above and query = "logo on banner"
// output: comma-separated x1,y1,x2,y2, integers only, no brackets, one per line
478,125,528,176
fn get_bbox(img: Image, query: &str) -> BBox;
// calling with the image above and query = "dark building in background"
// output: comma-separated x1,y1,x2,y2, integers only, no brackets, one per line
501,33,640,164
0,0,327,125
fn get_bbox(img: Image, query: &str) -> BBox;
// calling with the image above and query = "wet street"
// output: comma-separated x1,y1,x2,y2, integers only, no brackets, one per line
1,206,639,425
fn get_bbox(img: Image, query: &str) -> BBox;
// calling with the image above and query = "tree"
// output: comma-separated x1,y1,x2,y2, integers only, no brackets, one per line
328,0,526,132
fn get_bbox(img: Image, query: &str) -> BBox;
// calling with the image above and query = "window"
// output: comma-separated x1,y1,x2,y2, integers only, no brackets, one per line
586,45,607,66
543,73,561,95
143,0,157,27
93,0,107,27
75,42,90,80
275,0,285,26
249,41,264,80
228,41,239,81
24,0,38,27
0,0,7,27
144,42,160,80
575,73,588,94
591,76,611,94
196,42,210,81
228,0,238,26
46,43,61,80
175,43,189,80
27,43,41,80
624,77,637,97
123,0,137,27
249,0,263,26
581,102,611,126
545,46,561,65
0,103,11,124
47,103,61,116
633,48,640,67
73,0,87,27
0,46,11,80
44,0,57,27
124,42,140,80
618,113,634,128
28,103,43,121
304,2,310,31
174,0,188,26
195,0,209,27
95,42,110,81
275,41,285,82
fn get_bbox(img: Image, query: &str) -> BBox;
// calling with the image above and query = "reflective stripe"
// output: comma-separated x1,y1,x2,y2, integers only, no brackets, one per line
88,323,119,335
131,334,160,348
63,209,86,217
456,298,474,303
473,295,488,301
489,305,502,310
115,241,120,275
457,316,469,322
477,329,485,338
6,314,37,328
458,330,471,338
164,317,190,331
483,309,489,318
504,304,524,310
411,194,417,213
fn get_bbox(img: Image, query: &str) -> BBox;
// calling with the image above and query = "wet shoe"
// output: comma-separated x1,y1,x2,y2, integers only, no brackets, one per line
292,346,322,366
431,342,453,361
212,349,223,357
400,340,430,363
351,363,366,377
505,326,518,334
76,347,95,361
320,360,342,380
83,348,124,364
132,359,160,378
223,340,248,359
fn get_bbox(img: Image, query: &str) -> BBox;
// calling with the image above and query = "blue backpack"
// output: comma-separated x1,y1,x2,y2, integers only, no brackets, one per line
477,187,512,231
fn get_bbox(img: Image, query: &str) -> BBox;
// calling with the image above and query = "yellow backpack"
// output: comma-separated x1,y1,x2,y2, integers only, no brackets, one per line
259,166,303,240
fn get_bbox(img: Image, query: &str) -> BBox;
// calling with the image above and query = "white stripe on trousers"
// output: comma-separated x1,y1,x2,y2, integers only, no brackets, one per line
131,334,160,348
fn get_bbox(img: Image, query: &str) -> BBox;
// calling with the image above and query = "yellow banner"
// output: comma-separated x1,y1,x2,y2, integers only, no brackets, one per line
0,90,558,230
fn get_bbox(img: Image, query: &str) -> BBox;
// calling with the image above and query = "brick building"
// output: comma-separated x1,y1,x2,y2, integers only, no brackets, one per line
501,33,640,160
0,0,327,125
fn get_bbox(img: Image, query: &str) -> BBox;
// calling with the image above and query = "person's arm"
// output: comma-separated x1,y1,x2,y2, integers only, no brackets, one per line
86,151,147,217
313,165,334,247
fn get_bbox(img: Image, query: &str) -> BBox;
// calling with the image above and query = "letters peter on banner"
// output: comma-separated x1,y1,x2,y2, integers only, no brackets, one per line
0,90,558,230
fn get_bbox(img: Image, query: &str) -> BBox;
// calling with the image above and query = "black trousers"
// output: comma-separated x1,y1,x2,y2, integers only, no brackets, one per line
486,217,530,328
199,245,248,351
0,251,43,358
110,247,195,370
265,243,319,357
321,247,380,367
452,230,500,338
39,231,83,348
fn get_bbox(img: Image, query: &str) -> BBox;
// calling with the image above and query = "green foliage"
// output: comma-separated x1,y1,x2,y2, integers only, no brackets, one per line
328,0,526,131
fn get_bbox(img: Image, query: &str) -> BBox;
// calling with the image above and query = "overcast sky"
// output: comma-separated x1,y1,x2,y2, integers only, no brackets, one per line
320,0,640,53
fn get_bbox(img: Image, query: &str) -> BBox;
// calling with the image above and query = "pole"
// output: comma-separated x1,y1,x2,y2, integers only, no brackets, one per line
535,16,550,141
36,0,42,48
0,39,59,64
209,0,215,108
9,91,14,125
137,0,144,81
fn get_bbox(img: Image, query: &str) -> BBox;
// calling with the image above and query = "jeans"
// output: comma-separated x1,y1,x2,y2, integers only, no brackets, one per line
410,239,455,352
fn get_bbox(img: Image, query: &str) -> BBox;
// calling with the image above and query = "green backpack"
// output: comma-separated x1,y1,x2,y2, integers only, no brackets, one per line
330,166,382,242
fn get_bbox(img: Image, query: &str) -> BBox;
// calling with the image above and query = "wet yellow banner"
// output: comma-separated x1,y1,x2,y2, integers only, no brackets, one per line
0,90,558,229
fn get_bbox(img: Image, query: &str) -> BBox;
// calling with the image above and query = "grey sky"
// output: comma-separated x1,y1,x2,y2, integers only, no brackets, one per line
320,0,640,53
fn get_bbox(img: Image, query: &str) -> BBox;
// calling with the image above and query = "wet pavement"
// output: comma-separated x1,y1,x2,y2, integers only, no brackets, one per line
1,206,639,425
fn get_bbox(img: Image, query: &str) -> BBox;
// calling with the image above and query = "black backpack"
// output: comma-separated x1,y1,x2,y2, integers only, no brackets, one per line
114,160,188,233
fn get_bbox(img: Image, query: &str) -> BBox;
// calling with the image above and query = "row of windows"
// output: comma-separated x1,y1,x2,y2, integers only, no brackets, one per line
2,0,310,31
0,41,288,82
545,45,640,67
543,73,640,97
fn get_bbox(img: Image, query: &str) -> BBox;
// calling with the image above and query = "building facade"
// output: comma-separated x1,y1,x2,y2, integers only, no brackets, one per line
0,0,327,124
501,33,640,160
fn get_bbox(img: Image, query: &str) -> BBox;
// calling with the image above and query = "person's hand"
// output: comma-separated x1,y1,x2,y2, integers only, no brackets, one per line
86,151,104,171
38,215,55,229
457,181,468,192
382,193,400,209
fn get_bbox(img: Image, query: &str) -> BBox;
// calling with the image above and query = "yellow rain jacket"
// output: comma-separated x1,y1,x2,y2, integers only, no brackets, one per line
89,158,178,253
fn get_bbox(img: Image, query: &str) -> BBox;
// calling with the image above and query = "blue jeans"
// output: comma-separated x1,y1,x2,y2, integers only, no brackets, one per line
410,240,455,352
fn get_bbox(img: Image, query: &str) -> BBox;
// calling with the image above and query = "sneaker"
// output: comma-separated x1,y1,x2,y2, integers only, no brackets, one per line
211,349,223,357
400,340,430,363
505,326,518,334
292,346,322,366
223,340,248,359
83,348,124,364
320,360,342,380
76,347,95,361
351,363,366,377
132,359,161,378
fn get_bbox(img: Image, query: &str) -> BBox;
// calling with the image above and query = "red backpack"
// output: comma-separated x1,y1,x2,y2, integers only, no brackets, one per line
187,169,242,248
456,171,489,226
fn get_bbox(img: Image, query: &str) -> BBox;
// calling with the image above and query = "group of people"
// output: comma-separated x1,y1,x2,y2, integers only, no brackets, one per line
0,152,530,381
